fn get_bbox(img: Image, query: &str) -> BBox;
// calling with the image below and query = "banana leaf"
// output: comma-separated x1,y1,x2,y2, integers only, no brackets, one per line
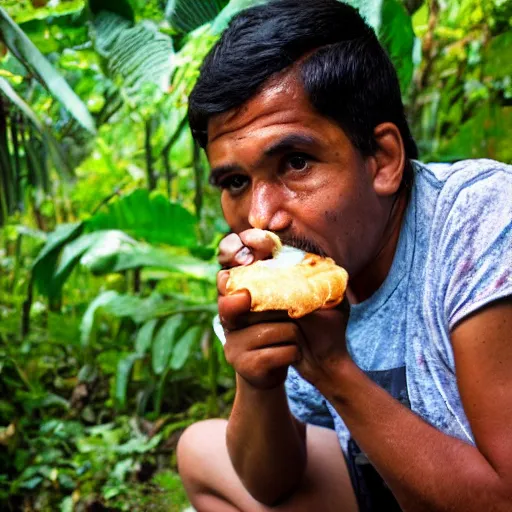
85,189,198,248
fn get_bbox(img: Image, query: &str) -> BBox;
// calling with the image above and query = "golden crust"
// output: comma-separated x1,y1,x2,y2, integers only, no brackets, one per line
226,252,349,319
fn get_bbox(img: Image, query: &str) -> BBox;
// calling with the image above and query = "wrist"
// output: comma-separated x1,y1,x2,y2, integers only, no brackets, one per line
235,373,288,400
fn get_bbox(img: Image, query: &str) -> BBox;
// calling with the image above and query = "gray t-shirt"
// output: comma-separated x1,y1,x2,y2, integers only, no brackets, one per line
285,159,512,452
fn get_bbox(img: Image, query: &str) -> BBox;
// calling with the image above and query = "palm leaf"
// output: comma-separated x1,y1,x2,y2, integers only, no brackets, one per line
165,0,228,34
90,11,174,107
0,6,96,133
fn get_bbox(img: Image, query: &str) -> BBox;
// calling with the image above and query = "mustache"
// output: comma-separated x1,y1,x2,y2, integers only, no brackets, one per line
276,233,327,257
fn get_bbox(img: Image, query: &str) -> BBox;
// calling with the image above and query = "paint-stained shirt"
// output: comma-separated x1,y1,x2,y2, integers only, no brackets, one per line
285,159,512,452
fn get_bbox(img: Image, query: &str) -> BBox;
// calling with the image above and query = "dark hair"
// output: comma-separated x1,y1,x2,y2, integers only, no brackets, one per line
189,0,418,188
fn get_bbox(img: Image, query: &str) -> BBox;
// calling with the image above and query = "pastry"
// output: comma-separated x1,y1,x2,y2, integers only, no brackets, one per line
226,231,348,318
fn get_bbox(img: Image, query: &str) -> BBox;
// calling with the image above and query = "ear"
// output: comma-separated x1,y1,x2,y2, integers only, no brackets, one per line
368,123,405,197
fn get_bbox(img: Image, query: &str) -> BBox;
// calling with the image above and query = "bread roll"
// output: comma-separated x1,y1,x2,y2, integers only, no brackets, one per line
226,232,348,318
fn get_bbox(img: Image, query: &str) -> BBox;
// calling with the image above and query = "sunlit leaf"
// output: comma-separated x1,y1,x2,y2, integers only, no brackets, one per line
0,6,96,133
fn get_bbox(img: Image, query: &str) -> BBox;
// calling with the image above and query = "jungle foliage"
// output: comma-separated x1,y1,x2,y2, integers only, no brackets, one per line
0,0,510,510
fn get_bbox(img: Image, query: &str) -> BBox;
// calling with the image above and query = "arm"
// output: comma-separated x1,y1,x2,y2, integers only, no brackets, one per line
217,230,309,505
309,299,512,512
227,377,307,505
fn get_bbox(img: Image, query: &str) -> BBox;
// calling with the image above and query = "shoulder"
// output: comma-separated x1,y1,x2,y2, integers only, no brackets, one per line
418,159,512,329
417,158,512,203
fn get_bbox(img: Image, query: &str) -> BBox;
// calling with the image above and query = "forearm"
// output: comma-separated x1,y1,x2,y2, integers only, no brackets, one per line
226,375,307,505
319,361,512,512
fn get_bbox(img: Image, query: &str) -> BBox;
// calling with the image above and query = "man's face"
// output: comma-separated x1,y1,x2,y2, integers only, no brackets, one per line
206,71,388,276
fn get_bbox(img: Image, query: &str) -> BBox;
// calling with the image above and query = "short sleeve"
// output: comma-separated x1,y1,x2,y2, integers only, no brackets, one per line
285,367,334,429
428,163,512,331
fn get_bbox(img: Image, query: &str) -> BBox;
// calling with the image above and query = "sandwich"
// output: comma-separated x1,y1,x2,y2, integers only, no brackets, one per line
225,231,349,319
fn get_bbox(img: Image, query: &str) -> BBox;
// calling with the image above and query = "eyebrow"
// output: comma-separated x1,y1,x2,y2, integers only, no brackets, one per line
208,133,319,187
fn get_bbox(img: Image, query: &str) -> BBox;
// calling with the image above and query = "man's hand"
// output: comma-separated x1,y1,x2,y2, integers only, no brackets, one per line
218,229,302,390
217,229,352,391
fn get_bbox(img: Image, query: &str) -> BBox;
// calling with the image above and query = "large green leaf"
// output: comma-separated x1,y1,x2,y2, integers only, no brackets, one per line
0,6,96,133
170,325,203,370
166,0,228,34
80,237,218,283
90,10,174,107
152,314,184,375
85,189,198,247
31,222,84,298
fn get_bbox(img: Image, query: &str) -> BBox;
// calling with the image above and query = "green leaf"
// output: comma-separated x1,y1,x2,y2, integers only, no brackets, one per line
170,325,203,370
166,0,228,34
85,189,198,247
116,353,140,408
378,0,414,94
0,6,96,133
80,238,218,283
483,31,512,81
80,290,119,346
90,10,174,107
32,222,84,298
152,314,184,375
135,319,158,356
437,104,512,163
345,0,414,94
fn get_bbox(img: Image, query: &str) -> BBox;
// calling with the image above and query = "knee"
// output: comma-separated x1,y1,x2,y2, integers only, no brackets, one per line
177,418,228,487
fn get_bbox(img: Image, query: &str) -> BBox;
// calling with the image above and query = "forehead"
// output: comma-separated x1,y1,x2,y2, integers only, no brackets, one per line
206,71,345,161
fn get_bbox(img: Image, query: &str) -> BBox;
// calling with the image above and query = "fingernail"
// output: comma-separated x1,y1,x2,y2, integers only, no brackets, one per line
235,247,254,265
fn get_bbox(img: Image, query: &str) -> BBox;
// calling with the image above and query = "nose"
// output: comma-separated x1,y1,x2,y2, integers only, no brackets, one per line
248,182,291,231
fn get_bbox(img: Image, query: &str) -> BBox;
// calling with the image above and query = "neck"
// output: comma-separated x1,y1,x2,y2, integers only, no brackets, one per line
346,189,409,304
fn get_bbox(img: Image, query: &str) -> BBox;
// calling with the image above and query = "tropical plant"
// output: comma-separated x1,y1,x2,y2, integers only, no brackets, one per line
0,0,510,510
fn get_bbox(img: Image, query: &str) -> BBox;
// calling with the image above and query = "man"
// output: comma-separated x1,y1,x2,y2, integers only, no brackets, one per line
177,0,512,510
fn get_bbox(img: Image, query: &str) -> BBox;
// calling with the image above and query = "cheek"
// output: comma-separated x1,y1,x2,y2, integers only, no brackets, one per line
221,193,250,231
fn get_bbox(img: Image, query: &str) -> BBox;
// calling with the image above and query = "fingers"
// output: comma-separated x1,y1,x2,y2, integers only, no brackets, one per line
217,270,230,296
225,322,303,364
218,233,253,267
239,229,276,261
218,290,252,330
217,229,278,269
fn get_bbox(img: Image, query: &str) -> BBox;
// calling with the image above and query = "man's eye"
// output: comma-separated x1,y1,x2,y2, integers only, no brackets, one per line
219,175,249,194
286,154,310,172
